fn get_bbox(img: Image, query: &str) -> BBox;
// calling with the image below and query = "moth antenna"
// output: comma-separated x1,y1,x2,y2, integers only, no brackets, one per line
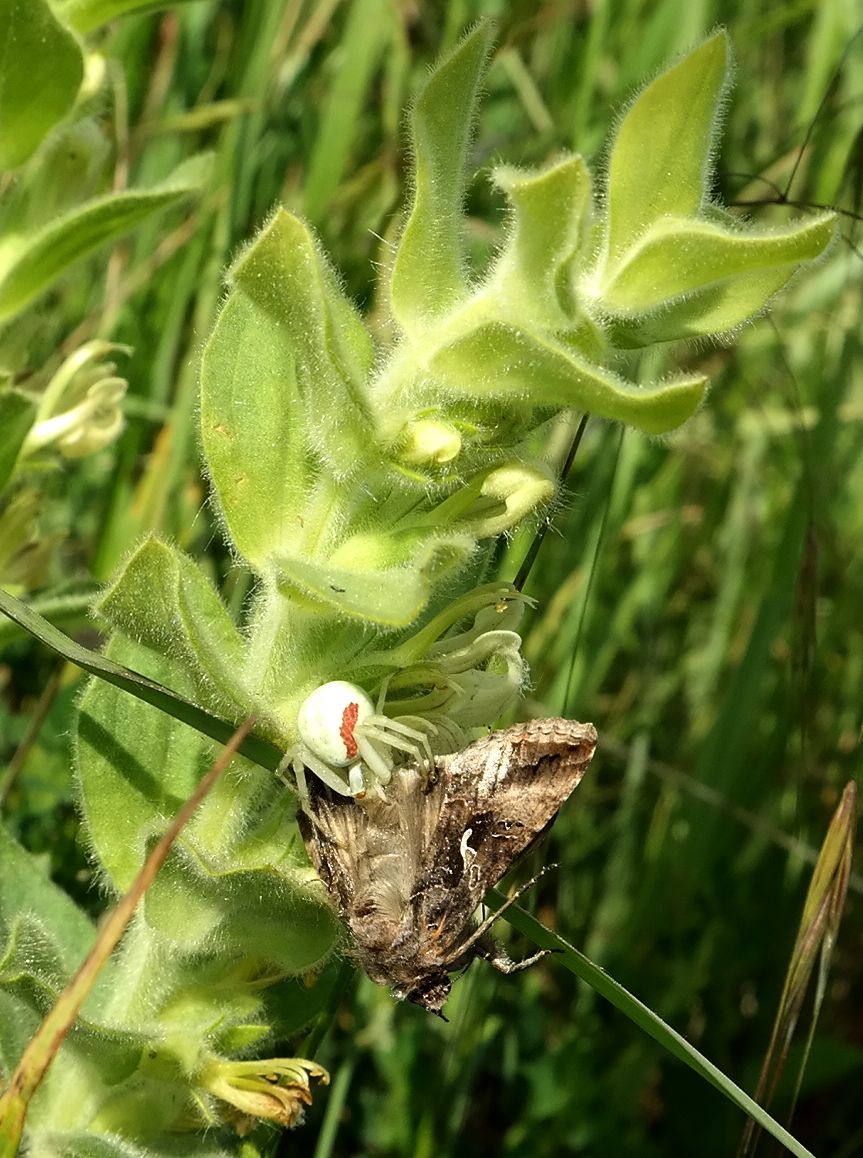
455,863,558,956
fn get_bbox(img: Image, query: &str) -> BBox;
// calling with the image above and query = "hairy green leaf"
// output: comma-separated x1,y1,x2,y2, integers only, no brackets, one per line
429,321,707,434
0,389,34,491
201,209,374,569
602,214,836,314
0,0,83,169
389,22,494,333
605,31,729,262
0,154,210,321
274,534,473,627
97,537,251,717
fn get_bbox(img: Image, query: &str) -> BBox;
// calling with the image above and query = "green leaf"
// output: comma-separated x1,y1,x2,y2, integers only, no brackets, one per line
606,267,797,348
25,1131,241,1158
0,0,83,169
229,209,374,412
0,119,111,234
0,154,211,322
200,209,375,569
274,535,473,627
0,916,140,1064
75,635,338,974
0,901,144,1101
389,22,494,333
52,0,201,36
0,916,74,1003
97,537,252,717
490,156,593,325
142,839,338,975
75,635,212,891
0,988,38,1078
429,321,707,435
75,634,305,915
0,829,95,975
199,289,309,570
605,31,729,263
0,389,34,490
257,964,343,1042
602,214,837,314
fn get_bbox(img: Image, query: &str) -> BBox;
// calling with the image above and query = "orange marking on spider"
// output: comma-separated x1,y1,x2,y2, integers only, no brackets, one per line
340,701,360,760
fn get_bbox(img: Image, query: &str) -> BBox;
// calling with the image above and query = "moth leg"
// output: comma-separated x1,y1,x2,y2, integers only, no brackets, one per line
482,943,554,974
454,864,557,957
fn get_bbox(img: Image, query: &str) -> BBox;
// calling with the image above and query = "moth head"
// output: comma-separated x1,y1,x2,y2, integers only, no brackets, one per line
400,972,453,1019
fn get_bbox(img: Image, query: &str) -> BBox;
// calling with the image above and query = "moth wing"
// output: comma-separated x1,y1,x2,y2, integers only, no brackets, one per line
297,791,370,917
299,783,419,930
413,718,597,957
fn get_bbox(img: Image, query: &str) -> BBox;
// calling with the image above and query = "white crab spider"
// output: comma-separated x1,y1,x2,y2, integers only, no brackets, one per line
282,680,438,810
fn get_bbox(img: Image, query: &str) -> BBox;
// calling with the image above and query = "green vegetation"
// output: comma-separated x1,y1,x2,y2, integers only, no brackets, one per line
0,2,860,1156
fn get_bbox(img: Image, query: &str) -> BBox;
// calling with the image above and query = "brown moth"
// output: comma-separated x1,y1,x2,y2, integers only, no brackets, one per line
298,717,597,1016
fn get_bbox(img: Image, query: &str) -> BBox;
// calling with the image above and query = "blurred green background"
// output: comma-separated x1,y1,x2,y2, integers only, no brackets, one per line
1,1,861,1155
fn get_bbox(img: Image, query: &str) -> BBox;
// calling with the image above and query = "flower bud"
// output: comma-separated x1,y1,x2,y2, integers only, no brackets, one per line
198,1056,329,1132
368,583,531,734
469,461,555,535
419,460,555,539
23,340,129,459
397,416,462,465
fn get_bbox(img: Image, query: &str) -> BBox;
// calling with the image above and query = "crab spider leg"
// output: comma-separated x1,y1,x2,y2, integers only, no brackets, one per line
348,763,366,796
358,725,424,762
374,673,393,715
362,717,433,762
296,746,355,797
276,750,296,791
291,758,311,813
384,716,437,741
354,735,396,785
366,716,433,749
389,715,440,760
432,716,467,749
392,713,438,732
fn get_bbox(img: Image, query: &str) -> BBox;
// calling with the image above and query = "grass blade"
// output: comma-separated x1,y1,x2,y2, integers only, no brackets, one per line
485,887,817,1158
0,586,281,771
738,779,858,1157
